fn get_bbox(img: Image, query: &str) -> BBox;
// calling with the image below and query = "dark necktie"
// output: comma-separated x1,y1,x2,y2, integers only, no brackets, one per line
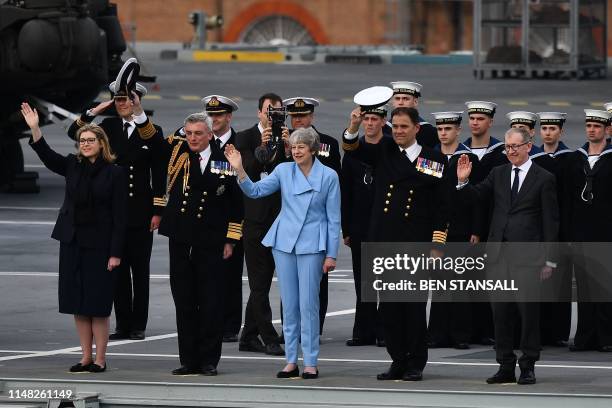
215,138,222,150
511,167,520,204
123,122,131,139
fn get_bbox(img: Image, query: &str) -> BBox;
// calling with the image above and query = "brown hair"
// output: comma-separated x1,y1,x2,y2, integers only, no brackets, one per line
75,124,116,163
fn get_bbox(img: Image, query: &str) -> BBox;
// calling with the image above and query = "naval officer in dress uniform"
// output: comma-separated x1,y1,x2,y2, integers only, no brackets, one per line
282,97,341,335
158,112,244,375
68,60,166,341
343,86,451,382
383,81,438,148
427,111,481,350
202,95,245,343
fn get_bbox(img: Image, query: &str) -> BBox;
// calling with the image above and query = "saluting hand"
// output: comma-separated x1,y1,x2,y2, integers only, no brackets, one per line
90,100,114,116
347,107,363,134
456,154,472,183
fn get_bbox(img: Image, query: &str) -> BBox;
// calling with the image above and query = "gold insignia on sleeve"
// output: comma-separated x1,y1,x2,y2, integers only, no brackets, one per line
226,221,243,240
432,230,448,244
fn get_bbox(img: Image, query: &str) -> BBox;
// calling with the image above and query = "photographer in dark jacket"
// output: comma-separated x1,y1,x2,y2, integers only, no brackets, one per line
22,102,127,373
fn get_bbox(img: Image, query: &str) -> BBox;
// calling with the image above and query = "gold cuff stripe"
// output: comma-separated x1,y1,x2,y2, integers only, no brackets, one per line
227,231,242,240
153,197,167,206
138,121,156,140
76,118,87,127
342,140,358,151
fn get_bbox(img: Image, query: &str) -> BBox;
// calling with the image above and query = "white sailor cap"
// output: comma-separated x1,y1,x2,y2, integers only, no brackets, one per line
283,97,319,115
537,112,567,127
109,57,146,98
584,109,611,125
465,101,497,117
604,102,612,114
202,95,239,113
431,111,463,125
109,81,148,97
353,86,393,117
506,111,538,128
389,81,423,97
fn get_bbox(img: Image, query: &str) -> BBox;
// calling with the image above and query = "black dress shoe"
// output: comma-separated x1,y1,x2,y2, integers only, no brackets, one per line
517,368,536,385
427,340,448,348
346,338,375,346
129,330,145,340
172,365,200,376
569,344,591,352
376,339,386,347
302,370,319,379
454,342,470,350
377,362,406,380
88,363,107,373
265,343,285,356
486,369,516,384
109,331,129,340
239,339,266,353
223,333,239,342
276,367,300,378
69,362,92,373
599,345,612,352
201,364,218,376
402,369,423,381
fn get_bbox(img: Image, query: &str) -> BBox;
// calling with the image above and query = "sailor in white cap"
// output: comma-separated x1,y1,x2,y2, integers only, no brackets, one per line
604,102,612,142
343,88,451,381
343,86,392,151
386,81,438,148
67,58,166,342
462,100,506,346
200,95,244,343
537,112,570,156
564,108,612,353
428,110,481,350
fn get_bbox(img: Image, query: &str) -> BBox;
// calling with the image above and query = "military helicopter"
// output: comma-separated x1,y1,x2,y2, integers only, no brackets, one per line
0,0,134,192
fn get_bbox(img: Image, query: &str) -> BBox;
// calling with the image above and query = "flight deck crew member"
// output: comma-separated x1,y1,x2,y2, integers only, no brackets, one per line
538,112,573,347
565,109,612,353
202,95,244,343
344,89,451,382
226,127,340,380
341,95,388,348
427,111,481,350
235,93,287,356
283,97,341,335
158,113,243,376
463,100,507,346
23,103,126,373
68,72,165,341
383,81,438,148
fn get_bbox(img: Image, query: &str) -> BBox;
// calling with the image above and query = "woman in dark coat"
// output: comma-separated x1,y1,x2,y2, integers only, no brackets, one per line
21,103,127,373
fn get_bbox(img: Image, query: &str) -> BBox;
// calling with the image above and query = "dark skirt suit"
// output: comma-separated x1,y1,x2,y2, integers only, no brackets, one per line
30,137,127,317
238,159,341,367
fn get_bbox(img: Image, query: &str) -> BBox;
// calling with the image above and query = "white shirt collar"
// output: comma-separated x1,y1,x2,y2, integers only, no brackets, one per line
400,142,422,162
198,146,212,173
257,122,265,135
122,118,135,136
512,158,532,173
215,128,232,148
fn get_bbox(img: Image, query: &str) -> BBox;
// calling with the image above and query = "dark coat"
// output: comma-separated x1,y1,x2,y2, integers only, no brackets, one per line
68,114,166,228
30,137,127,256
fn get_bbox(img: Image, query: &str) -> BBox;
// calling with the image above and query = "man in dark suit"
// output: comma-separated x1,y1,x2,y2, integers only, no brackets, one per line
456,127,559,385
68,82,165,341
383,81,438,148
235,93,286,356
202,95,244,343
158,113,243,376
344,105,451,382
283,96,341,335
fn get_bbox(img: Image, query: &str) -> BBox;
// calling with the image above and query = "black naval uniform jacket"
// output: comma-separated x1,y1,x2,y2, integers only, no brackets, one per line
235,124,288,227
384,117,439,149
157,135,243,247
563,143,612,242
68,114,166,228
343,135,451,244
437,144,483,242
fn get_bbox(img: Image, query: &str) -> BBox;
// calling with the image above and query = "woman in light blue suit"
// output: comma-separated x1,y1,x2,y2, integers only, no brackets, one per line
225,127,340,379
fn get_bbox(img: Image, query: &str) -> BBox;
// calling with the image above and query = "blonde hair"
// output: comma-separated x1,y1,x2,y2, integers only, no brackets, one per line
76,124,116,163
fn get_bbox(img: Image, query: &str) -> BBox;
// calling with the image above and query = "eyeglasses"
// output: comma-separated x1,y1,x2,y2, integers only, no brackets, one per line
79,137,98,145
503,141,530,152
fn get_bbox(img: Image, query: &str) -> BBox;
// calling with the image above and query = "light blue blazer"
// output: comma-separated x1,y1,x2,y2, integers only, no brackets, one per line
238,158,341,259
